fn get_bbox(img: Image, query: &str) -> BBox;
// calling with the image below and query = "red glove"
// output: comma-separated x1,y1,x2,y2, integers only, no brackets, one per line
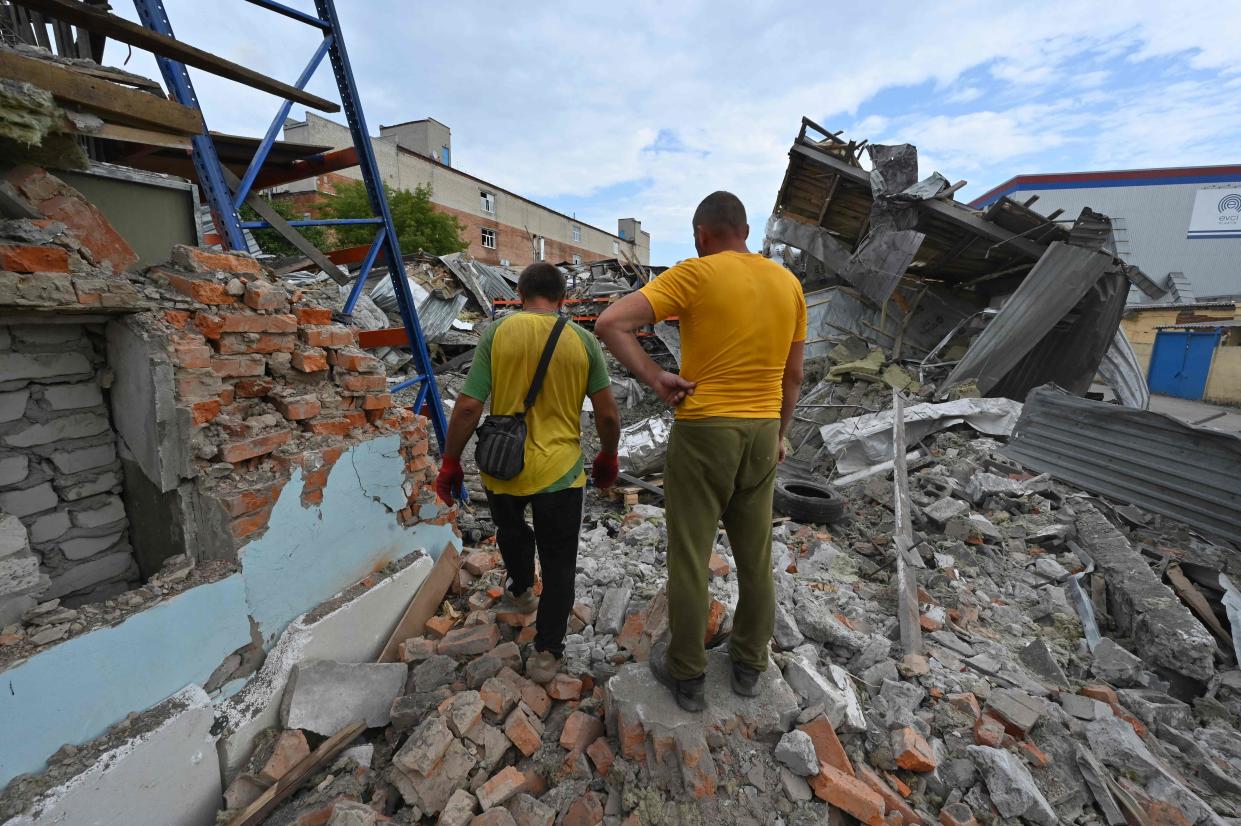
592,451,619,489
435,455,463,504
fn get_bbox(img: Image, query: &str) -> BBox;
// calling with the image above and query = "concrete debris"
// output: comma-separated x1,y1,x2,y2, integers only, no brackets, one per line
967,745,1058,825
279,660,406,735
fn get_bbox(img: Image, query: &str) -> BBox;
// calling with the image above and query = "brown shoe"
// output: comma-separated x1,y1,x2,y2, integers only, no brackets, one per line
526,649,560,684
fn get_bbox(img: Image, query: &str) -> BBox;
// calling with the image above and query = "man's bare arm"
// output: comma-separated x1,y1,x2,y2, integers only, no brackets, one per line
443,394,485,460
596,292,695,405
590,387,621,454
778,341,805,462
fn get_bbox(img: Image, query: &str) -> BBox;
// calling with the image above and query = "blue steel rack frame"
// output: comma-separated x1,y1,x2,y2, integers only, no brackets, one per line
130,0,451,455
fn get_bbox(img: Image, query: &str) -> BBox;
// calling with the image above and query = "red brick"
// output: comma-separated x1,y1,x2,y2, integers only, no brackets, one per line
291,347,328,372
586,737,614,776
947,692,981,720
220,485,282,517
219,313,298,333
547,673,583,701
211,355,266,378
231,506,273,539
336,372,387,393
808,762,885,825
938,802,979,826
708,553,731,578
704,597,727,642
357,393,391,412
294,306,333,325
5,168,137,272
300,325,354,348
258,730,309,783
562,792,604,826
176,369,224,401
164,272,235,305
463,551,501,576
973,715,1005,748
218,332,296,355
424,615,455,638
1018,741,1051,768
437,624,500,658
504,706,543,757
560,710,604,753
243,279,288,311
857,766,919,826
172,341,213,369
799,715,853,774
273,395,322,421
194,313,225,339
1081,684,1119,706
164,309,191,327
219,430,292,463
475,765,524,810
330,348,381,373
0,244,69,273
616,710,645,762
343,410,367,429
174,245,262,275
519,682,551,719
305,417,353,436
892,727,937,772
190,398,222,425
234,377,275,398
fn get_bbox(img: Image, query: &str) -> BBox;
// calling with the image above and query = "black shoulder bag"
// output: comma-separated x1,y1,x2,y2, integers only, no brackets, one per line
473,315,568,480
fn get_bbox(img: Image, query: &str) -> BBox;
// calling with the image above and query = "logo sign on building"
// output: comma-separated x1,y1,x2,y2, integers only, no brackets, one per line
1187,185,1241,239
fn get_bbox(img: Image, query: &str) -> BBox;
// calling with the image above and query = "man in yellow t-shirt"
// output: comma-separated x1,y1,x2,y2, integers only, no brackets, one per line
597,191,806,711
436,263,621,682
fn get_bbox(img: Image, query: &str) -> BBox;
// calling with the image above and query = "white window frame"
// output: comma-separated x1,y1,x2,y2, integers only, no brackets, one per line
481,227,496,249
612,240,619,255
572,254,582,265
480,190,495,214
572,224,581,243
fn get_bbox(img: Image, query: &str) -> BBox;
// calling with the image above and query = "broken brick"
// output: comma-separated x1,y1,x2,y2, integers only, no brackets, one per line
708,553,731,577
561,792,604,826
219,313,298,333
164,272,235,305
291,347,329,372
519,682,551,719
476,766,525,810
190,398,222,425
273,395,322,421
437,624,500,658
218,332,296,354
807,762,885,825
503,706,543,757
219,430,292,463
173,244,261,275
798,715,852,774
243,279,288,311
559,710,604,753
258,730,310,783
857,765,919,826
295,306,333,325
330,348,381,372
947,692,981,720
300,325,354,348
424,615,455,639
973,715,1005,748
0,244,70,273
546,673,583,701
586,737,614,776
892,727,937,772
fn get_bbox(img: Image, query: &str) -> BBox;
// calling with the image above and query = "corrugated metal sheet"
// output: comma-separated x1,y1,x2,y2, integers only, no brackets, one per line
1097,328,1150,409
944,242,1113,394
416,292,469,342
1002,385,1241,545
803,286,972,360
439,253,517,309
1002,182,1241,304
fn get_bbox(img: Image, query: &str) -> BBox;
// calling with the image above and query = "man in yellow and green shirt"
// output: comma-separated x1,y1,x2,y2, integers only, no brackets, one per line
436,263,621,681
597,191,806,711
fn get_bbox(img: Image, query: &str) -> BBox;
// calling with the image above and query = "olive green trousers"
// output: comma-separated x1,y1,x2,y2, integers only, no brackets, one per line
663,417,779,680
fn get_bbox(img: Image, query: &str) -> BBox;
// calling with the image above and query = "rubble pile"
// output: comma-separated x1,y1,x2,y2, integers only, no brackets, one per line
210,422,1241,825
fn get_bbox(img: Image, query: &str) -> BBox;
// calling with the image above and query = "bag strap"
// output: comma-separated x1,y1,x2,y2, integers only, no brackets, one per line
522,315,569,411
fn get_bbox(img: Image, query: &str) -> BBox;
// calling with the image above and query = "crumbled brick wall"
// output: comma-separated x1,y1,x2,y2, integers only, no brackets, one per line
134,244,452,551
0,322,138,605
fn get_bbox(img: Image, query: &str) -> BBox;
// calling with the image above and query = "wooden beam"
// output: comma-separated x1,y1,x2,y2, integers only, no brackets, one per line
0,48,203,134
253,146,359,189
891,391,923,656
377,544,460,663
62,118,192,150
11,0,340,113
227,721,365,826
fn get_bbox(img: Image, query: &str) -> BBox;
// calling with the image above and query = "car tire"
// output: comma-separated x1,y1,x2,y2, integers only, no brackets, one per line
773,477,846,524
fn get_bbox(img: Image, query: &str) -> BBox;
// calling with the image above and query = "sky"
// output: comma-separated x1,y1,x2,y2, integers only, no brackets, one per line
112,1,1241,266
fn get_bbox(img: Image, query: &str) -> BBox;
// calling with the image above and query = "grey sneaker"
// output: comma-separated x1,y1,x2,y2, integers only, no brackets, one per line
649,636,705,713
730,659,762,697
501,587,538,613
526,649,560,684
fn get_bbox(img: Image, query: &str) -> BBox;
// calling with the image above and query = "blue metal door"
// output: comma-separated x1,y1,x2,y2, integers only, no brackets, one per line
1147,329,1221,399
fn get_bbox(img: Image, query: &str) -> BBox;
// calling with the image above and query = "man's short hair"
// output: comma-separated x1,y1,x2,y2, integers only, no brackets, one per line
693,191,747,234
517,262,566,302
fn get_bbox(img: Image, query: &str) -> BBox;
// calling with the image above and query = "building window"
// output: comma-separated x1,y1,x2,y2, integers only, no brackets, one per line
572,254,582,265
612,240,619,255
572,224,581,243
500,259,509,266
481,227,496,249
480,190,495,214
440,146,451,165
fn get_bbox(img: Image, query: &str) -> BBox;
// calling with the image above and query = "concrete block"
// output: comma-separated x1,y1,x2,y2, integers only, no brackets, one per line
0,577,249,786
44,549,133,599
0,482,57,518
42,382,102,410
105,320,186,494
55,470,120,502
0,551,40,593
70,495,126,529
279,660,405,735
3,412,111,448
49,443,115,475
774,729,819,776
28,510,70,544
0,453,29,486
783,656,848,726
0,686,221,826
10,324,84,345
60,530,125,561
0,351,91,383
0,388,29,422
0,511,28,557
217,555,437,781
596,579,632,636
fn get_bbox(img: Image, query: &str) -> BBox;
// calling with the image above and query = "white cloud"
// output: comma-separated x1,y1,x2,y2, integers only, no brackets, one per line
111,1,1241,263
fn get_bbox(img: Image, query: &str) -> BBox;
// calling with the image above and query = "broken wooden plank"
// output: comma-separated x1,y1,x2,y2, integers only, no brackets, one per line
891,391,923,655
1166,563,1234,648
11,0,340,112
0,48,203,134
377,543,460,663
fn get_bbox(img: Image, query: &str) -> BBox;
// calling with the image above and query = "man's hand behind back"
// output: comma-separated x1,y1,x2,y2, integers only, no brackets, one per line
652,370,696,406
434,455,463,504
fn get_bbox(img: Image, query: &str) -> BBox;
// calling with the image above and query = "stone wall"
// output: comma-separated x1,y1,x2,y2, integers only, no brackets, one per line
0,322,137,608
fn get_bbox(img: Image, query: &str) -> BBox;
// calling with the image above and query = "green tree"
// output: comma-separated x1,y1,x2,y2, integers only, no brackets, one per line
240,196,327,258
320,181,468,256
